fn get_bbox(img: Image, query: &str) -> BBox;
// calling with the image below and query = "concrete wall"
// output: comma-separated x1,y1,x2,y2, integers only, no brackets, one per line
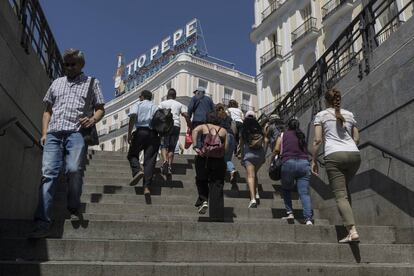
301,16,414,226
0,2,51,219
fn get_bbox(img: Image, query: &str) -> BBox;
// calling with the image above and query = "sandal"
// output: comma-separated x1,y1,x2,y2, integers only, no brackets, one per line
339,231,360,243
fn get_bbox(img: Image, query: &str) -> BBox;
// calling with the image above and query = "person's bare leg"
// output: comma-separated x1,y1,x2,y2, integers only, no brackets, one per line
246,164,256,200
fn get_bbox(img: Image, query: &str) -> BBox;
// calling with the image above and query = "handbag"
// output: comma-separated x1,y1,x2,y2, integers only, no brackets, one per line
80,77,99,146
184,128,192,149
268,132,284,181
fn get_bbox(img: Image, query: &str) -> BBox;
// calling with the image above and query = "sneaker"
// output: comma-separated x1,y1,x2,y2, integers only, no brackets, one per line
229,170,237,184
248,199,257,208
161,162,169,175
255,190,260,200
198,201,208,214
194,197,203,208
68,208,82,222
282,213,294,220
167,165,172,175
305,220,313,225
28,226,50,239
129,171,144,186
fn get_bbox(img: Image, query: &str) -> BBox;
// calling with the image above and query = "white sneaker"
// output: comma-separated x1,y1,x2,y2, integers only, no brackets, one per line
198,201,208,214
282,213,294,220
305,220,313,225
248,199,257,208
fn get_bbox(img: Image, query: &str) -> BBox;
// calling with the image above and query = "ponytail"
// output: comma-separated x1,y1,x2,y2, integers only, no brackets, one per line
287,118,307,151
325,88,345,126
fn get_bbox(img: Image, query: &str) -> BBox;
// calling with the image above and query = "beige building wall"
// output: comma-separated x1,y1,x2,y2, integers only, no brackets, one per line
94,53,257,153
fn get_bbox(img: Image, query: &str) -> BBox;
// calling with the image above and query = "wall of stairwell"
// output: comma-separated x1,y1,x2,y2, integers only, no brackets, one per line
301,14,414,226
0,2,51,219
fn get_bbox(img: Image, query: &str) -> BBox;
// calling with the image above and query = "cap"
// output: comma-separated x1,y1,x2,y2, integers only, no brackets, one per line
245,110,256,118
269,114,280,120
193,86,206,94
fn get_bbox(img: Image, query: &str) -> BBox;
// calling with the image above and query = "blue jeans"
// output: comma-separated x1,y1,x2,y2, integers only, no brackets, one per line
224,133,236,173
34,131,86,228
281,159,312,221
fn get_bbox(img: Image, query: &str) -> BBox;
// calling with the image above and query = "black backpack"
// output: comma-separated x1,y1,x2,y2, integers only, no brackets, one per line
243,118,264,150
151,108,173,136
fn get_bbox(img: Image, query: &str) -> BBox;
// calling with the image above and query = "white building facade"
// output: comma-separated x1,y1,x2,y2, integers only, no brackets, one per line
251,0,365,115
94,53,257,152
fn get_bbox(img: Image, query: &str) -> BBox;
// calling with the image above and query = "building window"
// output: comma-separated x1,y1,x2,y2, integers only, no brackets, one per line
113,114,118,121
121,135,128,152
242,94,251,112
111,139,116,151
198,79,208,90
125,108,130,115
102,120,107,125
224,88,232,106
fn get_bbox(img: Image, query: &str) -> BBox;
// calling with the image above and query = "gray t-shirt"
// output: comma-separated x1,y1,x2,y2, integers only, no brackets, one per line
314,108,359,156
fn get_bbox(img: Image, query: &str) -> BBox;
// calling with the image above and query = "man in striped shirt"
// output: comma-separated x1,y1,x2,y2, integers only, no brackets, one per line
30,49,105,238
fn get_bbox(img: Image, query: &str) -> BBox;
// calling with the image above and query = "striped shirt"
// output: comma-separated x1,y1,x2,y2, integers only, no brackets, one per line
43,74,105,133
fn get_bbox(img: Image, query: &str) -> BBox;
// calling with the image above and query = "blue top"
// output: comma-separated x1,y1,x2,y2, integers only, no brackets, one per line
187,94,214,123
129,100,158,129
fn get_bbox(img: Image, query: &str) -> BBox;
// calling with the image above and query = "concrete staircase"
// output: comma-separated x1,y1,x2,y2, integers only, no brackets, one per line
0,151,413,275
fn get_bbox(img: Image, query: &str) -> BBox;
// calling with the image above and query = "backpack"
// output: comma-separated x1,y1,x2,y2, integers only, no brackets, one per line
266,123,281,151
244,120,264,150
200,125,225,158
151,108,173,136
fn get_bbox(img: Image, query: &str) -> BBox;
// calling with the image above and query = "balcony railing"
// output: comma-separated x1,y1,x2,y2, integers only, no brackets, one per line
260,45,282,69
322,0,352,21
291,17,318,45
241,104,255,113
108,124,118,133
120,118,129,127
260,0,412,122
98,129,108,137
261,0,286,21
7,0,63,81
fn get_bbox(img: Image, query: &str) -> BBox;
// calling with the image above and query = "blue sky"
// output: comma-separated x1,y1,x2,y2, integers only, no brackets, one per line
40,0,256,102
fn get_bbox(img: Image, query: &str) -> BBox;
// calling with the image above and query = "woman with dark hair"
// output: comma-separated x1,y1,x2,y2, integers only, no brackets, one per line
216,103,238,183
192,111,228,219
273,118,313,225
312,88,361,243
240,111,265,208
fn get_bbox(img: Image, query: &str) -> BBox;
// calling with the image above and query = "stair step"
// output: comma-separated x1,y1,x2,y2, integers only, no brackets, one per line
49,202,322,220
0,220,397,244
2,261,414,276
1,238,413,263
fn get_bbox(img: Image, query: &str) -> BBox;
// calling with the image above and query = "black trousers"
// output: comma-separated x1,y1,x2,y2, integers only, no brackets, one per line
127,128,160,187
195,156,226,219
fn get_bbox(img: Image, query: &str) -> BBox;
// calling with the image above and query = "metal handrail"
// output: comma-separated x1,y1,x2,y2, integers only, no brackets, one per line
291,17,318,45
0,117,42,150
7,0,63,81
262,0,412,122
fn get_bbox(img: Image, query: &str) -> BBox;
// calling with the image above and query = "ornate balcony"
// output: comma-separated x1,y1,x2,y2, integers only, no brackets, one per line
98,129,108,137
322,0,353,21
260,45,282,70
108,124,118,133
291,17,319,48
120,118,129,127
261,0,286,21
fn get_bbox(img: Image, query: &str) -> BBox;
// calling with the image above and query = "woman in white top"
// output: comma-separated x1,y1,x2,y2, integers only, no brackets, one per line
311,88,361,243
227,100,244,155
